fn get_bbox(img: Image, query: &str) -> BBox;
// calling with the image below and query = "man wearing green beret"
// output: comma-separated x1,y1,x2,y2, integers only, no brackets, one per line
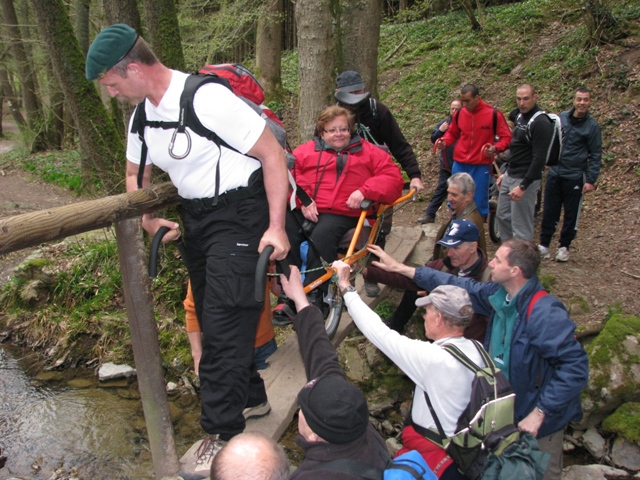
86,24,290,476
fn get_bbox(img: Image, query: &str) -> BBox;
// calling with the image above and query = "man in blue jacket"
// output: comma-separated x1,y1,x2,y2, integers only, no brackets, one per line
538,88,602,262
367,238,589,480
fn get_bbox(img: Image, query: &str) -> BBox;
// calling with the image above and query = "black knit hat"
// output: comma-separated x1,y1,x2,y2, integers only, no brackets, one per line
297,376,369,444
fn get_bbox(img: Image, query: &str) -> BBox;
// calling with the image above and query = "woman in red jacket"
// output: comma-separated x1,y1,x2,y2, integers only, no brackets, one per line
284,106,404,305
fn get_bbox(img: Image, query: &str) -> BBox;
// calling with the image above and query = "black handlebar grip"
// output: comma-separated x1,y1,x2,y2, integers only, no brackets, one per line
149,226,170,278
255,245,274,302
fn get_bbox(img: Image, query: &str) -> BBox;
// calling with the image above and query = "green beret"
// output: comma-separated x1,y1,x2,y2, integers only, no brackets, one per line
86,24,138,80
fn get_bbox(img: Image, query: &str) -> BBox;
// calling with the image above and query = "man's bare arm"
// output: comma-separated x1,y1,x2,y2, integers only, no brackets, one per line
246,127,291,261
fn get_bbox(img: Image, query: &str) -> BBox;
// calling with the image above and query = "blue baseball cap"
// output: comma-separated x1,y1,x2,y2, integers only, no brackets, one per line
436,219,479,248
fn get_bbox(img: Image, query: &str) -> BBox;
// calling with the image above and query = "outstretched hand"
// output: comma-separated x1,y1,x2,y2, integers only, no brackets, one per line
279,266,310,312
367,244,416,279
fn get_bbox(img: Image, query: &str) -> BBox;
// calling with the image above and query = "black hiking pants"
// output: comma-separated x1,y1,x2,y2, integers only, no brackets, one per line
182,186,268,440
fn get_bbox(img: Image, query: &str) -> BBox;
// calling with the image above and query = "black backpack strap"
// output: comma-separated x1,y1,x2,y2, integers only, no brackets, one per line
422,389,447,446
313,458,383,479
130,101,148,190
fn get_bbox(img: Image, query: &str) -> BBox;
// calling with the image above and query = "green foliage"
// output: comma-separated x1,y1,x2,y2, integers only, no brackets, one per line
601,402,640,443
178,0,266,68
374,300,397,319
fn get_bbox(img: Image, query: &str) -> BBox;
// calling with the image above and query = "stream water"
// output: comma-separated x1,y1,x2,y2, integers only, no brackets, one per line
0,345,201,480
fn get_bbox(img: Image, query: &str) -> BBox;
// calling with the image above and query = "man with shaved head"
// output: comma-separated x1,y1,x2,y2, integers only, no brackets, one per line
496,84,554,241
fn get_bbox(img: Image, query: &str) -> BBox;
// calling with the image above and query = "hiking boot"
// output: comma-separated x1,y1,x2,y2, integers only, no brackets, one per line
243,400,271,420
555,247,570,262
537,245,551,259
272,296,296,326
196,435,226,474
417,214,435,224
364,281,381,297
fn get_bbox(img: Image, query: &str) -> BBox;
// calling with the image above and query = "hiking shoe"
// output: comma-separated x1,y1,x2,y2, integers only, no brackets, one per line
272,300,296,326
243,400,271,420
195,435,226,474
417,214,435,224
555,247,570,262
364,281,381,298
537,245,551,259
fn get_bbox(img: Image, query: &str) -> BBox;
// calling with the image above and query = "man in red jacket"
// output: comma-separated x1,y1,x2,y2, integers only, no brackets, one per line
438,84,511,218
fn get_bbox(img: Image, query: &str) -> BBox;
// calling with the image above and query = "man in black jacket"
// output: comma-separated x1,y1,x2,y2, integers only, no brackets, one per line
496,84,554,241
280,266,389,479
335,70,424,297
419,99,462,224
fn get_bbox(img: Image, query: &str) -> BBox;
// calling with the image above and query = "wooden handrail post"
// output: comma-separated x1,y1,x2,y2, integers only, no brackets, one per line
115,217,180,478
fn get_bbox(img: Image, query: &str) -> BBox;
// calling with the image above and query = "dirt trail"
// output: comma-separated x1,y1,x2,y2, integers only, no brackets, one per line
0,118,81,281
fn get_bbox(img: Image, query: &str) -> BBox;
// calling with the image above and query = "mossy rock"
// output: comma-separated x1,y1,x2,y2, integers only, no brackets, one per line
601,402,640,444
579,314,640,428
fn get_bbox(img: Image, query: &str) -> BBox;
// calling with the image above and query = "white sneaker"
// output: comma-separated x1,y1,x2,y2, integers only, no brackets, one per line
243,400,271,420
555,247,570,262
537,245,550,259
180,435,227,477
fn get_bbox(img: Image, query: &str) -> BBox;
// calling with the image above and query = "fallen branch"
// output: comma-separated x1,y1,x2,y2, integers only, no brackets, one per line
384,36,407,62
622,270,640,280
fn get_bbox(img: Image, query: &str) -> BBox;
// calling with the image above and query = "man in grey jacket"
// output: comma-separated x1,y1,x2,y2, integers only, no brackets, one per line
538,88,602,262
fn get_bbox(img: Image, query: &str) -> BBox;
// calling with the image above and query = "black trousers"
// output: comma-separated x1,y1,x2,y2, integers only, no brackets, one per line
285,210,358,288
426,164,452,218
540,174,584,249
182,191,268,440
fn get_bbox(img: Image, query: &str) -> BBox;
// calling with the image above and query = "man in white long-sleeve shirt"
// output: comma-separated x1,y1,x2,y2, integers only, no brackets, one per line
334,261,483,480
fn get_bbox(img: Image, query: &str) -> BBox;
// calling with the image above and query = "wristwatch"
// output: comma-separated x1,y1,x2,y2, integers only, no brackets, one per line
536,406,546,416
519,183,528,191
341,285,356,295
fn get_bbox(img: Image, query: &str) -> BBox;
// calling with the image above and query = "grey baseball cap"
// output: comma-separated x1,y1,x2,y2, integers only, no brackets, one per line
415,285,473,319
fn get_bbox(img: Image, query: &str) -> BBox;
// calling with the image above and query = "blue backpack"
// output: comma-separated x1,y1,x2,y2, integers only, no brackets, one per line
313,449,437,480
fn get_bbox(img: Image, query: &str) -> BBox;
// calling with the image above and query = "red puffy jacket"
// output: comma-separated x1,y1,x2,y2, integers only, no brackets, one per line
292,136,404,217
442,99,512,165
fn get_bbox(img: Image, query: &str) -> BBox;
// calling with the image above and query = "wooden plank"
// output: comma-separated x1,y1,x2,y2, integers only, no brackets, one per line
245,225,424,440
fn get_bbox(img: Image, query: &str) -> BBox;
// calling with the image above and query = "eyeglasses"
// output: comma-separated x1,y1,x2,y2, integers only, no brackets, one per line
323,127,350,134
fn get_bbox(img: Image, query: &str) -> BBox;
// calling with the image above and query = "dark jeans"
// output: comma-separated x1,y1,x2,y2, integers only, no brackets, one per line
285,210,358,288
540,174,584,249
426,165,452,218
182,192,269,440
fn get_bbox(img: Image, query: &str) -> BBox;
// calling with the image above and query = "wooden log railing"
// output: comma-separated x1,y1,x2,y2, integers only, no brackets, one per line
0,182,179,255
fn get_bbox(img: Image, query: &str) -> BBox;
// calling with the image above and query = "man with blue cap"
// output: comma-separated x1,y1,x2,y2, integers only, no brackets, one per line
364,219,490,340
86,24,290,476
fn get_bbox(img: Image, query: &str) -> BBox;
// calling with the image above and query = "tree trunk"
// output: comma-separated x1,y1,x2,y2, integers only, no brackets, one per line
30,0,126,193
74,0,91,55
296,0,337,143
101,0,142,133
399,0,409,12
141,0,185,71
45,58,65,149
102,0,142,30
340,0,382,99
459,0,482,30
256,0,283,103
0,68,27,127
0,0,47,150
